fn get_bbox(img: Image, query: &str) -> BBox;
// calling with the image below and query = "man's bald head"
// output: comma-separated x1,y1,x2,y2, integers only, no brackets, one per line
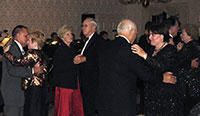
117,19,137,33
117,19,137,43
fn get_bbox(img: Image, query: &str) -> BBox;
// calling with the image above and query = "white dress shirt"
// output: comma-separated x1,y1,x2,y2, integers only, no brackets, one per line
14,40,25,55
81,33,95,55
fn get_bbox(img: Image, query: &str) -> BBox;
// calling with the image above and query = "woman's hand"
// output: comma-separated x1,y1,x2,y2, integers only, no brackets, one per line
4,44,10,53
163,72,176,84
131,44,147,60
169,38,175,45
191,58,199,68
177,42,184,51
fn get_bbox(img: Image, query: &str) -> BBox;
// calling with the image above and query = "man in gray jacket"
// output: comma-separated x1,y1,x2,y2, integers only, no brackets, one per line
1,25,42,116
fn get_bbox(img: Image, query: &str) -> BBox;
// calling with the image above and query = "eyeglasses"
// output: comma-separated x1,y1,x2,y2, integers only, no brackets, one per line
81,24,88,27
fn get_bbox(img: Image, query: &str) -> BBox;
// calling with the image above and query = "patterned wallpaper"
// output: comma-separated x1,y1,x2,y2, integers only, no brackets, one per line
1,0,199,40
126,0,200,38
0,0,127,39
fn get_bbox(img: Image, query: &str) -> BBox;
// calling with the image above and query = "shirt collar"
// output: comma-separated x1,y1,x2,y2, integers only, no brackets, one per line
85,32,95,43
88,32,95,40
169,34,173,38
14,40,24,52
118,35,130,43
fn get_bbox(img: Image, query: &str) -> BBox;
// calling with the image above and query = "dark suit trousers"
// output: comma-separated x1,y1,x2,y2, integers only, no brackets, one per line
4,105,23,116
23,86,49,116
97,110,131,116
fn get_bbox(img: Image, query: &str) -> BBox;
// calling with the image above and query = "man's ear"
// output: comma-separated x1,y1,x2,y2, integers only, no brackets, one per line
92,25,97,31
16,32,21,38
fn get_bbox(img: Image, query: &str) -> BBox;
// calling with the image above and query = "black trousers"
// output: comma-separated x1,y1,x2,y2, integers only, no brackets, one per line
23,86,49,116
97,110,131,116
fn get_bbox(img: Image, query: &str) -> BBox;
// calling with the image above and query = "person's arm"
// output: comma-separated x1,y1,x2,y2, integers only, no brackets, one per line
6,57,32,78
4,51,38,66
5,49,43,78
73,54,86,64
131,44,147,60
129,46,176,84
132,44,177,72
132,54,176,84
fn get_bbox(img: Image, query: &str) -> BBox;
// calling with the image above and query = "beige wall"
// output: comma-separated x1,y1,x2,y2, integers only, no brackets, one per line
126,0,200,38
0,0,127,39
0,0,199,40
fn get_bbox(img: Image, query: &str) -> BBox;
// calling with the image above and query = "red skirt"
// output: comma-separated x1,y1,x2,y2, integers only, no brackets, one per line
54,84,84,116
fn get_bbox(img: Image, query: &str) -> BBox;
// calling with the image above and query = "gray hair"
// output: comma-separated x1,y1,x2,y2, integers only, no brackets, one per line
117,19,136,33
91,20,97,27
85,18,98,28
182,24,199,41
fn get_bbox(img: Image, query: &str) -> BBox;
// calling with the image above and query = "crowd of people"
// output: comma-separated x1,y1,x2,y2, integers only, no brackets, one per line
0,16,199,116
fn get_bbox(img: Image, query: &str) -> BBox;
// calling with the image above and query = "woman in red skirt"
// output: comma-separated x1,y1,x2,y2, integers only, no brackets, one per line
52,25,84,116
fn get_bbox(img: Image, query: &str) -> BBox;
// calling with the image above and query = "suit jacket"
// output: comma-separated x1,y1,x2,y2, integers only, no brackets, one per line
79,32,105,114
96,36,162,115
79,32,104,91
1,41,32,106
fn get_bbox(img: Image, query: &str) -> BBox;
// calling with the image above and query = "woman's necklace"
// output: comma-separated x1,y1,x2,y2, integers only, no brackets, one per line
153,42,167,56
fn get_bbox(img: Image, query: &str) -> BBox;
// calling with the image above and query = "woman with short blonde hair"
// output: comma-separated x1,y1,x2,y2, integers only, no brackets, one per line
29,30,46,50
53,25,84,116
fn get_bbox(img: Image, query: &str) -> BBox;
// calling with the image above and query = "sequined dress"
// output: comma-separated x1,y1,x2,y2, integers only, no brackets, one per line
4,49,49,89
176,40,200,116
144,44,183,116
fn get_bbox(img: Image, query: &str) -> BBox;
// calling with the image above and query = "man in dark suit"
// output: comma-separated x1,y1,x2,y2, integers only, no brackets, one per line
164,16,181,46
95,19,177,116
1,25,42,116
73,18,104,116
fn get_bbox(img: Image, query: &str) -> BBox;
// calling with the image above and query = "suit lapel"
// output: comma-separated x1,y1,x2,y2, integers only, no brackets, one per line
83,33,96,55
12,41,23,56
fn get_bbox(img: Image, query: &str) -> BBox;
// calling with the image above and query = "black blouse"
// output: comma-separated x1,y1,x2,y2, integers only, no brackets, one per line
144,44,183,116
52,41,78,89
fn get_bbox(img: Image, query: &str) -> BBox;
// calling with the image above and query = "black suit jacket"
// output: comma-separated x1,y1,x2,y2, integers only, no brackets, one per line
79,32,104,90
96,36,162,115
79,32,105,114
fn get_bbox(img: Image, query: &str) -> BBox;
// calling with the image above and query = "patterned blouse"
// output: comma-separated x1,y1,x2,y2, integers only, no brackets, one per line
4,49,49,89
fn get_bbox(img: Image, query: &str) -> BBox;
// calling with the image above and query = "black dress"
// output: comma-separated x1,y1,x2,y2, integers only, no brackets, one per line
175,40,200,116
144,44,183,116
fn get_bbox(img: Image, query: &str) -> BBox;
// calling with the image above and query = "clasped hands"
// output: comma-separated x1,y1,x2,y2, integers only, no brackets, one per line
73,54,86,64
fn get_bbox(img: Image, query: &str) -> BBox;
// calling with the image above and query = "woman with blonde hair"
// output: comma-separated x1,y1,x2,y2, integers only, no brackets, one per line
4,30,49,116
52,25,84,116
